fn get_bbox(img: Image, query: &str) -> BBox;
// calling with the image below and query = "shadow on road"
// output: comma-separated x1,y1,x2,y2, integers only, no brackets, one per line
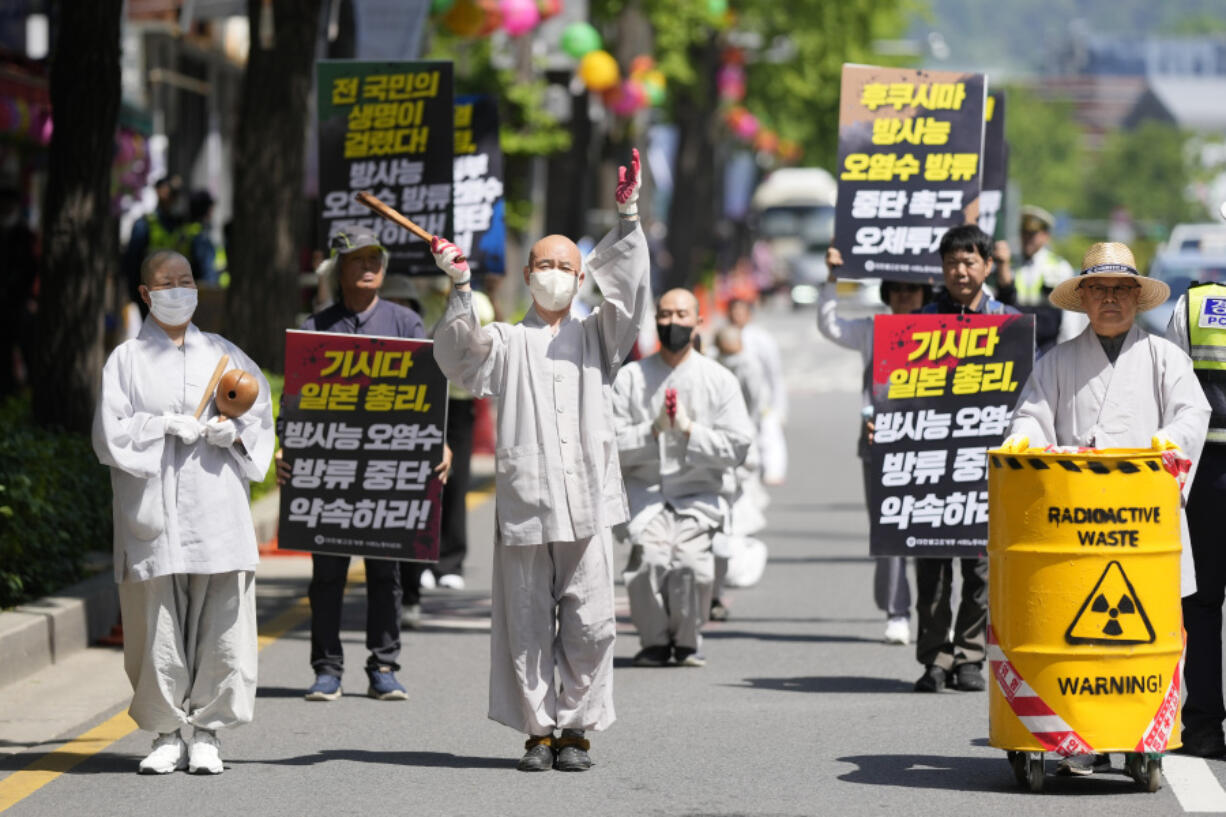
765,554,873,564
233,749,511,770
701,629,879,644
836,754,1147,795
735,675,914,694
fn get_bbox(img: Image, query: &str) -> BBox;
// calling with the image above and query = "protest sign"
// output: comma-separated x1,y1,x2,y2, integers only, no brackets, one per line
453,94,505,274
833,64,987,283
868,313,1034,558
278,329,447,561
317,60,453,275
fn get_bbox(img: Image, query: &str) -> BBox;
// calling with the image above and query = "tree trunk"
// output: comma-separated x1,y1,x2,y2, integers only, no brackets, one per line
227,0,322,372
33,1,123,432
664,34,719,292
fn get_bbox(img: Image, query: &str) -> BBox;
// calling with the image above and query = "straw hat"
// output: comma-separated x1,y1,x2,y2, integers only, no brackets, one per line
1048,242,1169,313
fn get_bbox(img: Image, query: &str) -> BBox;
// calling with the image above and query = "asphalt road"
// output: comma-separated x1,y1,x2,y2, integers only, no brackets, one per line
3,299,1226,816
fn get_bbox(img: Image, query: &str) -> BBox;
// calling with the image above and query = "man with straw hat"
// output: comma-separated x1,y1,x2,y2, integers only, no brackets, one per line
1003,241,1209,776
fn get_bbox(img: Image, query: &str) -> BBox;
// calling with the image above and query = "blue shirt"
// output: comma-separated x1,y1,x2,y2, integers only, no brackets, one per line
303,298,425,340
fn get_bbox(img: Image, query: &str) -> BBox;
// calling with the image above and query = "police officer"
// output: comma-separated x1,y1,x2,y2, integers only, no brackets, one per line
1167,280,1226,757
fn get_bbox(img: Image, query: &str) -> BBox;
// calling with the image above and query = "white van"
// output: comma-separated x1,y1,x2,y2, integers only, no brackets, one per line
750,167,879,307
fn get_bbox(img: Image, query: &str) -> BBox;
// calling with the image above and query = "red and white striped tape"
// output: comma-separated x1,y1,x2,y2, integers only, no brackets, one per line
987,625,1094,757
987,625,1185,757
1135,649,1183,754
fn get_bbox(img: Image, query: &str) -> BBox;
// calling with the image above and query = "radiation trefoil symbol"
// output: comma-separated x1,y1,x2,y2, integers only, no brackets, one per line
1064,560,1156,646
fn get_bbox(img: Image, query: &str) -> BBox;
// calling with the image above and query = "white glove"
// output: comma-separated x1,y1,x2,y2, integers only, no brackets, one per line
203,417,238,448
653,397,693,435
430,236,470,284
164,413,202,445
616,148,641,216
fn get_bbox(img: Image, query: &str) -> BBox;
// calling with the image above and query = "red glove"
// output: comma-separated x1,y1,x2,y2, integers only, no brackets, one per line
616,148,641,215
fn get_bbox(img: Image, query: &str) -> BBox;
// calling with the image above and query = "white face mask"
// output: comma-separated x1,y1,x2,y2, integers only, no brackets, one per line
529,268,579,313
148,287,198,326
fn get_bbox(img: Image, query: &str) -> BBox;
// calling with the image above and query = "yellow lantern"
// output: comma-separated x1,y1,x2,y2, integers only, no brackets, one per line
578,50,620,92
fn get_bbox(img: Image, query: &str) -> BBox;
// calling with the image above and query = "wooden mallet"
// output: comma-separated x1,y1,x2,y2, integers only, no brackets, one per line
352,190,467,264
193,355,230,419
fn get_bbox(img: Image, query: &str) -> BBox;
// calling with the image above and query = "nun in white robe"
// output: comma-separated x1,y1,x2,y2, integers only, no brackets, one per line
1005,245,1210,598
433,218,650,737
93,318,274,735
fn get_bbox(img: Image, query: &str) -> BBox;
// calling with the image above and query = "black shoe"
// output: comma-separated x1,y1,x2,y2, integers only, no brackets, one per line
952,663,986,692
554,730,592,772
914,665,947,692
517,735,555,772
1179,730,1226,758
709,598,729,622
632,645,671,667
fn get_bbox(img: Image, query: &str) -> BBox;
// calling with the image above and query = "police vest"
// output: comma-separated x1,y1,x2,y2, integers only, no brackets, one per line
1186,282,1226,437
144,212,178,252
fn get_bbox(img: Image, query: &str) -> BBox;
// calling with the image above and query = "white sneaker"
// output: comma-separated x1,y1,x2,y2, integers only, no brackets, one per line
418,570,436,590
138,731,187,774
437,574,465,590
884,616,910,645
188,729,224,775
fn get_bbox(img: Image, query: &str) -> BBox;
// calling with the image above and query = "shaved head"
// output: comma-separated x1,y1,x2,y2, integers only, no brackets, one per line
658,288,699,315
141,249,190,287
527,234,581,270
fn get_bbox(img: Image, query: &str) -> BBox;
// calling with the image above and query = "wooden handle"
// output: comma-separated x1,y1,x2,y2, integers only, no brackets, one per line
194,354,230,419
354,190,434,243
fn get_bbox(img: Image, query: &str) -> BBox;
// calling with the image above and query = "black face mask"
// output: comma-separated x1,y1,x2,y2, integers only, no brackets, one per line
657,322,693,352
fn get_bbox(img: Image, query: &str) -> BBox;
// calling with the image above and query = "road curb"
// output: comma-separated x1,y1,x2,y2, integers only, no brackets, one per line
0,569,119,689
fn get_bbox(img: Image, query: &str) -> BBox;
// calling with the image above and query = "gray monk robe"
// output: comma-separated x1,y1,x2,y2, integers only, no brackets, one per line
433,219,649,735
612,351,754,652
1007,324,1209,597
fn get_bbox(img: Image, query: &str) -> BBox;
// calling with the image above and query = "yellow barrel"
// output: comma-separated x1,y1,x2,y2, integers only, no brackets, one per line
987,447,1182,754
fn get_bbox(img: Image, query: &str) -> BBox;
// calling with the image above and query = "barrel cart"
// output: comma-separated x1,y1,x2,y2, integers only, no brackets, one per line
986,446,1184,793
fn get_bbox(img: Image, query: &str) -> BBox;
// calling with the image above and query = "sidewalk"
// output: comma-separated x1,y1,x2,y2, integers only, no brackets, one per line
0,555,314,764
0,455,494,764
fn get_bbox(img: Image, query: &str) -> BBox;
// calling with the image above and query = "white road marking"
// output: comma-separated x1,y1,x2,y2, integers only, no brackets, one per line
1165,754,1226,812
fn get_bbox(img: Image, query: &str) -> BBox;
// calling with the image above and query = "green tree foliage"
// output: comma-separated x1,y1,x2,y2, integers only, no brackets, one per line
593,0,914,165
424,33,571,234
0,397,112,608
1082,120,1199,224
1001,85,1085,215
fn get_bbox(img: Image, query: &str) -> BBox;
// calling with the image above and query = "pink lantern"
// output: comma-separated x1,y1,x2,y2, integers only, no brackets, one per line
608,79,646,116
733,111,759,140
501,0,539,36
717,64,745,102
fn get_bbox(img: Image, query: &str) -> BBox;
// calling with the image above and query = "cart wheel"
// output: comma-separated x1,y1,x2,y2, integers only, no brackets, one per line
1008,751,1026,787
1125,752,1145,784
1144,758,1162,793
1026,753,1045,793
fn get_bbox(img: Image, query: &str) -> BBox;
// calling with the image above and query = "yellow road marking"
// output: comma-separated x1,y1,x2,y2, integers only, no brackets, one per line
0,484,494,811
0,590,312,812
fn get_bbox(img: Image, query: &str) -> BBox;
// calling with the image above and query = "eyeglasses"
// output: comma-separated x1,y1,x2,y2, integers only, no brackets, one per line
1079,282,1140,300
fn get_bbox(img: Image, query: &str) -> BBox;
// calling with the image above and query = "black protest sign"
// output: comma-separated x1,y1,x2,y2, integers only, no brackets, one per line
868,313,1034,558
833,64,987,283
454,94,505,275
278,330,447,561
317,60,453,275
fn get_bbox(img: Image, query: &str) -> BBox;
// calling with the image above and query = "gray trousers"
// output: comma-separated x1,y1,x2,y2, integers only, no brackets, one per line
625,509,715,651
489,530,617,736
118,570,258,734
